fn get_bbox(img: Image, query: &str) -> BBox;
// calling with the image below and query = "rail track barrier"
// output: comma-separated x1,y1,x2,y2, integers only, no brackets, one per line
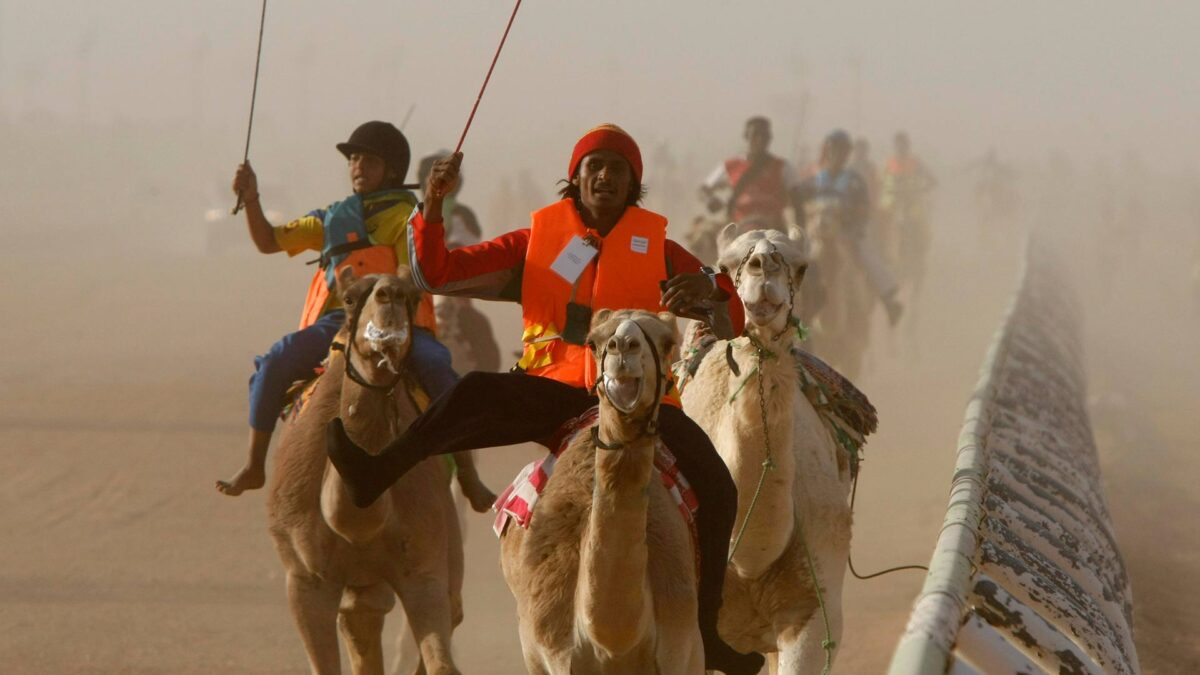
887,240,1140,675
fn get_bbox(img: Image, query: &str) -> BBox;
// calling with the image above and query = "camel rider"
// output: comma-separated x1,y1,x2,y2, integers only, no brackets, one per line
879,131,937,217
327,124,765,675
216,120,495,512
701,116,804,234
797,129,905,324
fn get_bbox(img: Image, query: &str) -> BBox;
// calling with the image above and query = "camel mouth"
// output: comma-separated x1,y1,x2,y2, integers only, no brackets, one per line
744,299,784,324
362,321,409,374
601,374,643,414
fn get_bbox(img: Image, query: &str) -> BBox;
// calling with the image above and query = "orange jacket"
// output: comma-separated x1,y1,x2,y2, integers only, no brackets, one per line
517,199,681,405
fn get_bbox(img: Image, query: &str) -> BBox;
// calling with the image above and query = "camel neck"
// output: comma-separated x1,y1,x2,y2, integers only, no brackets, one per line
578,406,656,654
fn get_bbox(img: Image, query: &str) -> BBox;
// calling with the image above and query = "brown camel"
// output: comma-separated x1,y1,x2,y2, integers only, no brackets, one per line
498,309,704,674
800,198,873,379
267,268,464,675
682,226,873,673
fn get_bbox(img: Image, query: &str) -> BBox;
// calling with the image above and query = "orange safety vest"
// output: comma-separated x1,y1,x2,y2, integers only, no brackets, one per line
518,199,681,406
885,156,920,176
298,194,435,332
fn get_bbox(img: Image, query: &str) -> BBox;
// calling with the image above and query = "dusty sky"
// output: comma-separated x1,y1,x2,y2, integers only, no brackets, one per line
3,0,1198,177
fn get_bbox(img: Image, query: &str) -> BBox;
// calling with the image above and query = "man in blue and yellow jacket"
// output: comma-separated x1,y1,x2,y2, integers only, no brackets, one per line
216,120,494,510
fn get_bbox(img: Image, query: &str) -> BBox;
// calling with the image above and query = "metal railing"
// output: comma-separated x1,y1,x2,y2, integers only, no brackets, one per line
887,239,1139,675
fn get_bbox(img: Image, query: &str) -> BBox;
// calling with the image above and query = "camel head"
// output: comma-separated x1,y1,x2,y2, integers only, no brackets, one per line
717,224,810,339
587,309,676,421
336,266,422,381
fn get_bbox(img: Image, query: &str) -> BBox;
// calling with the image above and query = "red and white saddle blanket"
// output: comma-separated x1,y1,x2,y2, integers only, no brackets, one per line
492,406,700,544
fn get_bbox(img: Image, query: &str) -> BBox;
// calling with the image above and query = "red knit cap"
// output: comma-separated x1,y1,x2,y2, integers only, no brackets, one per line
567,123,643,183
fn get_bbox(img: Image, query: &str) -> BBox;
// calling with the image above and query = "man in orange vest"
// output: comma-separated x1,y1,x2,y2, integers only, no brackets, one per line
327,124,764,675
215,121,494,512
879,131,937,219
700,116,804,233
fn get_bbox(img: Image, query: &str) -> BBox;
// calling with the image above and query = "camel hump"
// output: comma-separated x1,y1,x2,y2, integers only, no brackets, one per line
792,347,878,439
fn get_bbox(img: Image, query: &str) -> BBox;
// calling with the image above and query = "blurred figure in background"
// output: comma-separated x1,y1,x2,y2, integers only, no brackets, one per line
700,116,805,237
972,148,1018,236
798,129,903,325
880,131,937,299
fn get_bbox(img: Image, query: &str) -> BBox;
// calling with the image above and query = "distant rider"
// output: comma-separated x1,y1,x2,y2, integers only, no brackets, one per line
700,116,805,235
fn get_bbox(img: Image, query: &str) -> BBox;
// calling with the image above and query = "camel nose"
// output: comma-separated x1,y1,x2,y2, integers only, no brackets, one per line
606,334,640,354
746,251,779,276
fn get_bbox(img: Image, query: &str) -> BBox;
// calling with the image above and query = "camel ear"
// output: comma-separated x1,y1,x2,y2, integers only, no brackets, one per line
585,308,615,353
591,308,614,329
392,265,421,302
716,222,740,256
335,266,357,298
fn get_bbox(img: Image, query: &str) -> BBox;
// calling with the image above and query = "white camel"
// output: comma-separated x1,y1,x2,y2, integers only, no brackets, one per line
680,225,876,673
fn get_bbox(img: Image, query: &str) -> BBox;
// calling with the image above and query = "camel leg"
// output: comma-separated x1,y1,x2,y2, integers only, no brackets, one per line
388,610,421,675
393,575,458,675
339,584,396,675
390,494,462,675
776,568,844,674
767,651,780,674
287,572,344,675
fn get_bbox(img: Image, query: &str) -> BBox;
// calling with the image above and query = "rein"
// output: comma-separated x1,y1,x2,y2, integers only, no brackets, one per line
592,319,667,450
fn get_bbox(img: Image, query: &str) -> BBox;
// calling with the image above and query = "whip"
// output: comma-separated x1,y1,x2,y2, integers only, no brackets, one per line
454,0,523,154
232,0,268,215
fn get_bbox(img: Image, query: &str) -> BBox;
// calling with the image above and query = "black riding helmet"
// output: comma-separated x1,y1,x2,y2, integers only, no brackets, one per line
336,121,412,187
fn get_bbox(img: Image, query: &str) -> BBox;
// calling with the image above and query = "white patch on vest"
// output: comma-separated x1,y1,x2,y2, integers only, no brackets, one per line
630,235,649,254
549,235,598,284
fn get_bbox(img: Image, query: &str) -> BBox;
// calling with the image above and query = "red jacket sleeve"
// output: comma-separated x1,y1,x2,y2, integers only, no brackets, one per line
411,210,529,288
665,239,746,336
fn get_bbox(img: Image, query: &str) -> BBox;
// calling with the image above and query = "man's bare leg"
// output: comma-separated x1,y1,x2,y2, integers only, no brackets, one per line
216,428,271,496
452,451,496,513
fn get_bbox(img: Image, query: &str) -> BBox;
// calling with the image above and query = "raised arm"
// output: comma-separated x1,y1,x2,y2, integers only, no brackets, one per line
408,152,529,300
232,161,281,254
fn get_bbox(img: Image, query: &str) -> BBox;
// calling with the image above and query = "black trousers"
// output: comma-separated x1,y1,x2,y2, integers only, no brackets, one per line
392,370,737,632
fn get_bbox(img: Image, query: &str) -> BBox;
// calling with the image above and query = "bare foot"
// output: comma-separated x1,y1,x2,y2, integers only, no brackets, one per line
216,464,266,496
458,477,498,513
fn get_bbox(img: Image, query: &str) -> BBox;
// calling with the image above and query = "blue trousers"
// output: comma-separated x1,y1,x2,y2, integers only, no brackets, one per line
248,310,457,432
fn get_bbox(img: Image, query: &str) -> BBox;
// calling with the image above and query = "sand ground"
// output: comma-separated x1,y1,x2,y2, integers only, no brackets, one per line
1,189,1195,673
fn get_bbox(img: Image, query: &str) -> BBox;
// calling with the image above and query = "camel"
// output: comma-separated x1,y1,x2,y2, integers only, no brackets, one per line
498,309,705,675
267,268,464,675
680,226,875,673
389,294,501,675
800,197,873,379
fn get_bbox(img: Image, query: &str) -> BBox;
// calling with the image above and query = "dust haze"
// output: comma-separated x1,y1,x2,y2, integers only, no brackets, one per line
1,1,1197,673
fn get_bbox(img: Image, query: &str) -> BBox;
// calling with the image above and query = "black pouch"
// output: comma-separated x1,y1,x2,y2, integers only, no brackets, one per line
562,301,593,345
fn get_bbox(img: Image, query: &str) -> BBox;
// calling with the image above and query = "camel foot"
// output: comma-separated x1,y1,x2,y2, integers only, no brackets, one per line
458,477,498,514
216,464,265,496
704,633,765,675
